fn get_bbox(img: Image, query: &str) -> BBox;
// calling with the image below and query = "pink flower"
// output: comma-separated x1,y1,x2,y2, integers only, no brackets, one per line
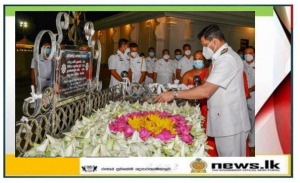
173,114,182,120
158,111,172,117
142,111,149,116
117,122,127,132
159,111,168,117
124,125,135,138
176,125,189,135
154,129,176,143
175,120,189,127
109,123,119,133
170,117,176,122
139,127,152,141
181,125,193,135
180,134,193,145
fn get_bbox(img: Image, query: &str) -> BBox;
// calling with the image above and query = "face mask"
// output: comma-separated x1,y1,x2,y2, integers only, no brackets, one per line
202,41,215,59
130,52,138,58
193,60,204,69
125,47,130,54
185,50,191,56
46,48,51,54
149,52,155,57
244,54,254,62
239,54,244,59
163,55,170,60
175,55,182,60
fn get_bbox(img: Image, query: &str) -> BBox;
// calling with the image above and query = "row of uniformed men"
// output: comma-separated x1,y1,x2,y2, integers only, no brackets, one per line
108,39,196,87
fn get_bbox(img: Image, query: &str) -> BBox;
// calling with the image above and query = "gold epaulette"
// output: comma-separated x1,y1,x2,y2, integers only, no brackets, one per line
220,48,228,55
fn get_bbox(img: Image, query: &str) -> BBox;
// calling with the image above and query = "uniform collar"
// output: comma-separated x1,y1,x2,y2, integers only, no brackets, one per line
161,58,171,63
184,55,193,60
245,60,255,66
117,49,126,56
147,56,156,60
212,43,229,61
130,55,140,60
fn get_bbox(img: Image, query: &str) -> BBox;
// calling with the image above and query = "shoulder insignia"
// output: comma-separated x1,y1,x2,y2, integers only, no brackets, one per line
117,54,123,61
220,48,228,55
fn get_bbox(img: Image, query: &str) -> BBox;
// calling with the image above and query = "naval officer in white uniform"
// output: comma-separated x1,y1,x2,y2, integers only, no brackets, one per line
176,44,194,81
153,49,175,85
128,43,147,84
243,46,255,156
155,24,251,157
145,47,157,84
172,48,182,80
108,39,130,87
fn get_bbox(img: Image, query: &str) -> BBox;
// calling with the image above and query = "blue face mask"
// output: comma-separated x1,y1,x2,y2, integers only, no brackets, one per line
176,55,182,60
46,48,51,54
193,60,204,69
239,54,244,59
149,52,155,57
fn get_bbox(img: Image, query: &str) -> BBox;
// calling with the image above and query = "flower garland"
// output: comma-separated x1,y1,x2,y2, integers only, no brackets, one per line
24,101,211,157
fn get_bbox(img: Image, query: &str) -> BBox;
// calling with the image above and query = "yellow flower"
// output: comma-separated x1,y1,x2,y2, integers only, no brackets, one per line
128,113,178,136
128,116,142,131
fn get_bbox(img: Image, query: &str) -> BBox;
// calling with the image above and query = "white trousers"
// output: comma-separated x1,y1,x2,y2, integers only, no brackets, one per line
247,103,255,147
215,131,249,157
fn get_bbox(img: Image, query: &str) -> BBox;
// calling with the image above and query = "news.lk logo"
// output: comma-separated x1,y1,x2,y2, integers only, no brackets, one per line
211,160,280,172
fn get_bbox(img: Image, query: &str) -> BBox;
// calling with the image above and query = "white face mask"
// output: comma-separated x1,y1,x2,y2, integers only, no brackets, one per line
185,50,191,56
125,48,130,54
244,54,254,62
130,52,138,58
202,41,214,59
163,55,170,60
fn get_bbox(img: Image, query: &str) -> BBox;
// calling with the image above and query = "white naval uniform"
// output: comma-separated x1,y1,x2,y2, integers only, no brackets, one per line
206,43,251,157
108,50,129,87
129,56,147,83
30,55,52,90
172,59,180,79
154,58,174,85
145,56,157,84
243,60,255,148
176,55,194,77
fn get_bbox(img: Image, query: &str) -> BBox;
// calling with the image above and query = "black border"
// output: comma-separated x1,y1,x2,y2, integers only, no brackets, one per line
3,4,293,178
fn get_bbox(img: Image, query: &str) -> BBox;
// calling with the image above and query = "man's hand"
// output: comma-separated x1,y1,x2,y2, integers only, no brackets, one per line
154,91,174,103
111,69,123,82
248,86,255,93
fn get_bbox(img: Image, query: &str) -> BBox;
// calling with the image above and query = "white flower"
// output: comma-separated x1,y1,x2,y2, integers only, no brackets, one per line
36,139,49,152
24,101,208,157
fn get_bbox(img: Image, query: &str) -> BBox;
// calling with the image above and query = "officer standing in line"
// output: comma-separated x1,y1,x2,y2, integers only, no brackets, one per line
108,38,130,87
243,46,255,156
176,44,194,80
155,24,251,157
128,43,147,84
173,49,182,80
145,47,157,84
153,49,175,85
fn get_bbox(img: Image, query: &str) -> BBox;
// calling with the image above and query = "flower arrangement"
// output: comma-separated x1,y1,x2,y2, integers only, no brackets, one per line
24,101,211,157
109,111,193,145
